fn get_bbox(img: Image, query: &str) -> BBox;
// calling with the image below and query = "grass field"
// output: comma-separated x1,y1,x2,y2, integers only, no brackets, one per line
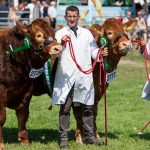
4,51,150,150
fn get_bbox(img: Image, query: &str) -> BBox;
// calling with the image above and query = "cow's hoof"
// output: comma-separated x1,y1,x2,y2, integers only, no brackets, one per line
96,131,100,140
75,132,83,144
75,129,83,144
0,143,5,150
18,137,29,145
18,130,29,145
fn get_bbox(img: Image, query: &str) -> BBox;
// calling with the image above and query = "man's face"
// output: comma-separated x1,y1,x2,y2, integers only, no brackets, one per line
64,10,80,28
32,0,37,4
127,12,131,19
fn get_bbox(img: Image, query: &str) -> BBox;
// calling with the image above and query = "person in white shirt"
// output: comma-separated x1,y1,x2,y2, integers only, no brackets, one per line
48,1,57,28
135,10,147,41
140,40,150,100
26,0,41,23
123,11,132,23
52,5,108,149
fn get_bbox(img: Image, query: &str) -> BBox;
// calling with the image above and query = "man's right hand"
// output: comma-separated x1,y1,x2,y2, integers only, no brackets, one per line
61,35,71,46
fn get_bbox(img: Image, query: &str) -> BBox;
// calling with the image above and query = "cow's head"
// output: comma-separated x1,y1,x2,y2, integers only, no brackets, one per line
16,18,62,56
91,18,137,56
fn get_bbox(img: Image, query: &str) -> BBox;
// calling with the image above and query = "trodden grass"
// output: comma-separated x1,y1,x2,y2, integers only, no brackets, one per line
4,51,150,150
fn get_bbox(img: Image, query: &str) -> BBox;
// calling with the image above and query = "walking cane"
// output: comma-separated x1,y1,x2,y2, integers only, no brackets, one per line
138,121,150,134
100,37,109,145
103,68,108,145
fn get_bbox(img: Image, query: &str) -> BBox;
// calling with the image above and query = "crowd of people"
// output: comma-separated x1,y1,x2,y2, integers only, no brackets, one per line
123,9,150,42
0,0,57,28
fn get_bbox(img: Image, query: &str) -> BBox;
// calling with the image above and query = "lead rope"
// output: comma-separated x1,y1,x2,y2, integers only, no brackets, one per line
66,38,108,145
131,40,150,81
68,37,101,73
99,50,108,145
143,44,150,81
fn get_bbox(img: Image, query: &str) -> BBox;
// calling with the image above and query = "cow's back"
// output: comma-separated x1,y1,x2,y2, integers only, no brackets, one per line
0,27,33,107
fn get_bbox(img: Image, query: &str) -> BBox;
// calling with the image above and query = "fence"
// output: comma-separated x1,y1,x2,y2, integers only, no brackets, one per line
0,10,30,28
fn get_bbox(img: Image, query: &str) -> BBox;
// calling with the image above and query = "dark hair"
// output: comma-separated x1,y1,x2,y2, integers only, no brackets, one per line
65,6,79,16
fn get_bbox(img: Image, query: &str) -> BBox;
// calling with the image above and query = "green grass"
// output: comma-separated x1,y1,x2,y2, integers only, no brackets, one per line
4,52,150,150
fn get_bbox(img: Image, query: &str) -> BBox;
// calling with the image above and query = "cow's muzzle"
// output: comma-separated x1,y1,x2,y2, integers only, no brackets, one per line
119,41,133,53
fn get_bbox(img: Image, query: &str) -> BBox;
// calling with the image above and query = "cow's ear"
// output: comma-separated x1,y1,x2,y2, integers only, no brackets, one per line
123,19,138,33
91,24,104,37
16,21,29,36
98,27,104,37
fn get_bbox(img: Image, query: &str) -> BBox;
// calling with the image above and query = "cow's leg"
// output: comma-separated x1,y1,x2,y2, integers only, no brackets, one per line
72,106,84,144
0,103,6,150
15,102,30,145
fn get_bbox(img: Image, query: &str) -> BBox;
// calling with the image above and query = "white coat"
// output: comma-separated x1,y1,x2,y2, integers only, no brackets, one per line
141,40,150,101
52,26,100,105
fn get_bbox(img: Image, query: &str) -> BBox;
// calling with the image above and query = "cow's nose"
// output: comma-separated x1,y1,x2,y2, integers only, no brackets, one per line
120,41,133,51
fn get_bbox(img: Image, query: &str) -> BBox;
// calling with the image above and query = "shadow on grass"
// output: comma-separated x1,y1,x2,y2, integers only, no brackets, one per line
3,128,76,144
98,131,119,139
3,128,119,144
130,133,150,140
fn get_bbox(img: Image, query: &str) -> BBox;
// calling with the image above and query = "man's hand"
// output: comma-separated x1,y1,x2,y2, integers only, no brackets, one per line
101,47,108,56
61,35,71,47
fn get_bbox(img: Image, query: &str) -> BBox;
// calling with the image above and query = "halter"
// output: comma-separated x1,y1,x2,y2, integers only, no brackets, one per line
111,32,129,56
113,32,129,44
31,37,55,54
6,36,55,54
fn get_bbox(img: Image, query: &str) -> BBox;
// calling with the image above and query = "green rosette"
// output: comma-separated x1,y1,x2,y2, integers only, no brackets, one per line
6,37,31,54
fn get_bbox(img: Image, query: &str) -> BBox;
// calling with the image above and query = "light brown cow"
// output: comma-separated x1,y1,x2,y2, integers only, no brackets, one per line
73,18,138,144
0,18,62,149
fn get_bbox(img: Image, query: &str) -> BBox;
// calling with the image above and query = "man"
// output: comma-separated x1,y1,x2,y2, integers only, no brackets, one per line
123,11,132,23
48,1,57,28
0,0,9,27
26,0,41,23
135,10,147,41
52,6,108,148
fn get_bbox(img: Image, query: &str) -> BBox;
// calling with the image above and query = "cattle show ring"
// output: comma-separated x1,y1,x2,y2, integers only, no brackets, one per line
0,2,150,150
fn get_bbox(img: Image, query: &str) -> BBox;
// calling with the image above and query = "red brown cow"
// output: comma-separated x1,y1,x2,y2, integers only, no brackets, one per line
0,18,62,149
73,18,138,144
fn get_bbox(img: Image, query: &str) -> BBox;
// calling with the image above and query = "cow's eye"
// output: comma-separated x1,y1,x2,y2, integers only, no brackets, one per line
108,32,112,35
36,34,42,38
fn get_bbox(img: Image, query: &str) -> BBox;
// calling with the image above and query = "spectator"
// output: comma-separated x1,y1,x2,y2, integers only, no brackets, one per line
8,3,18,27
0,0,9,27
123,11,132,23
20,2,30,24
41,0,50,22
52,5,108,149
33,0,41,19
48,1,57,28
135,10,147,41
26,0,41,23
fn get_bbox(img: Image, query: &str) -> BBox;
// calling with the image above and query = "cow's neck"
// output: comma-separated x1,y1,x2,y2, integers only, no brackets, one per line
27,49,49,69
107,49,121,72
